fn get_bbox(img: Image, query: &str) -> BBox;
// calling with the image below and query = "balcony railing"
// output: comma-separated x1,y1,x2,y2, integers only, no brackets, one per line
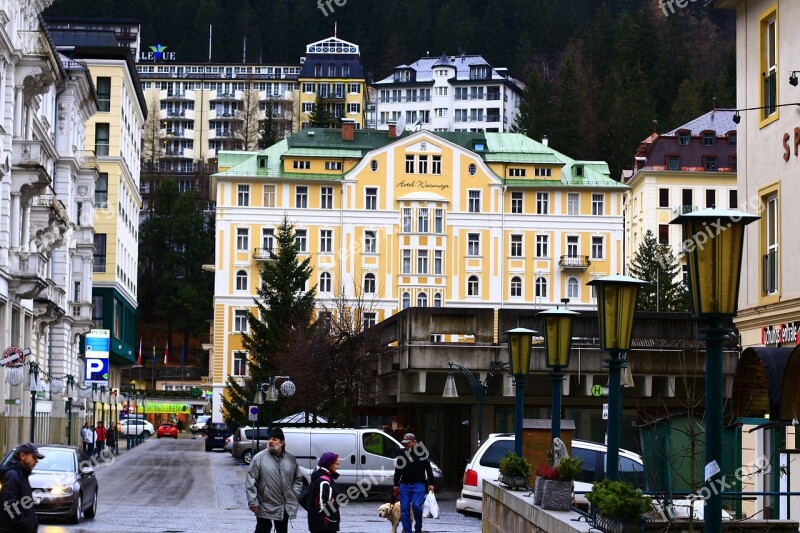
253,248,275,261
763,251,777,295
558,255,591,270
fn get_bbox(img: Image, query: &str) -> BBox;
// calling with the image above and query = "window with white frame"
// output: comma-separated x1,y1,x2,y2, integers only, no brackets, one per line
320,272,332,293
417,250,428,274
417,292,428,307
321,187,334,209
566,235,579,257
592,194,604,216
365,187,378,210
535,168,552,177
434,209,444,233
302,102,313,113
320,229,333,253
468,190,481,213
325,162,342,171
467,275,479,296
261,228,274,251
418,208,429,233
347,103,360,114
296,186,308,208
402,250,411,273
510,276,522,297
434,250,443,274
263,184,276,207
295,229,307,252
509,168,526,177
402,292,410,309
363,273,376,294
234,310,248,332
364,231,377,253
237,184,250,206
232,351,248,376
511,192,523,214
765,194,778,294
236,228,249,251
405,155,415,173
510,235,523,257
535,276,548,298
362,312,376,330
417,155,428,174
402,208,412,232
567,193,580,215
432,155,442,175
536,235,549,258
293,160,310,170
236,270,248,291
468,233,480,256
567,277,579,299
536,192,549,214
434,293,442,307
591,236,604,259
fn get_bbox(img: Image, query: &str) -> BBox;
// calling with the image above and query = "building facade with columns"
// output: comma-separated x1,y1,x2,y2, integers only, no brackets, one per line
208,123,628,421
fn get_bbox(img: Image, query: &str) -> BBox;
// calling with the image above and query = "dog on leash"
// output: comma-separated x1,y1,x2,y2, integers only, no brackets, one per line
377,501,402,533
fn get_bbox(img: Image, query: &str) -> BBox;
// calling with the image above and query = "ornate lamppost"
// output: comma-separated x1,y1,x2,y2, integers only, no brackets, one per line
587,274,646,482
28,361,40,442
442,361,508,446
540,307,579,442
671,207,757,533
64,374,75,445
505,328,536,456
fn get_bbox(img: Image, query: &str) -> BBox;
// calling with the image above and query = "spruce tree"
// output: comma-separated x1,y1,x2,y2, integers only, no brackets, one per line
308,96,333,128
628,230,690,312
221,216,316,427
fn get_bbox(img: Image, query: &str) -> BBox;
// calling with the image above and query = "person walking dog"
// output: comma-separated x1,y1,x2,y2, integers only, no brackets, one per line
0,442,45,533
392,433,434,533
245,427,303,533
307,452,340,532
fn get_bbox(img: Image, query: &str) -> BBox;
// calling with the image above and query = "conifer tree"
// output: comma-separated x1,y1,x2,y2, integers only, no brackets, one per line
308,95,333,128
221,216,316,427
628,230,689,312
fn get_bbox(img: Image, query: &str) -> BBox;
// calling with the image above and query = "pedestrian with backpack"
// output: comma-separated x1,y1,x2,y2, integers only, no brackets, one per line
306,452,340,532
0,442,44,533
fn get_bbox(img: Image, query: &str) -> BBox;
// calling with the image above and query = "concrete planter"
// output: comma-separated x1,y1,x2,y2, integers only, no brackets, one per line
541,479,573,511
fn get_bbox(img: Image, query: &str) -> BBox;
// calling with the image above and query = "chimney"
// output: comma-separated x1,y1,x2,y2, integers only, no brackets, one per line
542,134,549,147
341,119,355,141
388,120,398,138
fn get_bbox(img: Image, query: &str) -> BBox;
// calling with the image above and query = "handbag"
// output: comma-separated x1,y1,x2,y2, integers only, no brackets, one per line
422,489,440,519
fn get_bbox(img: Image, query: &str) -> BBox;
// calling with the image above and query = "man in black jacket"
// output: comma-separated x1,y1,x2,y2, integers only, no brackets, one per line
392,433,434,533
0,442,44,533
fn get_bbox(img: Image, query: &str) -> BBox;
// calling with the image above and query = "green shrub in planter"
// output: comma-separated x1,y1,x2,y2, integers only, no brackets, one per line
555,456,583,481
498,452,531,478
586,479,652,522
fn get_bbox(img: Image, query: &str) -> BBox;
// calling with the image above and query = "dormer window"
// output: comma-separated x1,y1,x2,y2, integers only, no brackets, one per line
470,65,489,80
314,64,322,77
702,132,715,146
328,64,336,76
678,132,690,146
394,69,412,83
342,64,350,77
729,133,737,146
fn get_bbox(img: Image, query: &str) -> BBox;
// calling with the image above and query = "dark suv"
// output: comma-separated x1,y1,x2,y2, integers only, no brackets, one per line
205,422,230,452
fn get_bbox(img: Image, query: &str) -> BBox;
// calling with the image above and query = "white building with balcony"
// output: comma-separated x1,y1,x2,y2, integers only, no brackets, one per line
373,53,523,133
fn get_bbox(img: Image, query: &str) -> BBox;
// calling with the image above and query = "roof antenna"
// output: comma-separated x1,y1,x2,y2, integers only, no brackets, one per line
712,96,717,111
652,119,657,134
334,21,337,37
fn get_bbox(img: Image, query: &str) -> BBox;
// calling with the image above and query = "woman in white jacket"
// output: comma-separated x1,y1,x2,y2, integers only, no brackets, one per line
80,422,95,457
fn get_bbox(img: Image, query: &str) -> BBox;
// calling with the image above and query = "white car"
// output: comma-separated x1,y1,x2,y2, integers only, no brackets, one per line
455,434,646,516
119,419,155,437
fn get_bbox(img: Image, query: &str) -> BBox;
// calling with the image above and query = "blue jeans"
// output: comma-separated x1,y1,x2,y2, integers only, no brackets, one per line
399,482,425,533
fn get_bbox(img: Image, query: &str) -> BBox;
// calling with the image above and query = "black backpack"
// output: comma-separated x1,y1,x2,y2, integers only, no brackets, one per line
298,474,330,511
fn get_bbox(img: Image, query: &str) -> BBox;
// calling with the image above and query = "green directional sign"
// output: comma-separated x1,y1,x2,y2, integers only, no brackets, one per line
591,384,604,397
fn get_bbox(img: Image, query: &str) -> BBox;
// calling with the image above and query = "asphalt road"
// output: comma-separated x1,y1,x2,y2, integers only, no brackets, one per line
38,436,482,533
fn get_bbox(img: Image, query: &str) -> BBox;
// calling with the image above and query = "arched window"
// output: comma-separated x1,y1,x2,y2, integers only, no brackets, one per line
235,270,248,291
510,276,522,297
567,277,579,299
434,293,442,307
320,272,332,293
467,275,479,296
417,292,428,307
402,292,411,309
363,273,376,294
535,276,548,298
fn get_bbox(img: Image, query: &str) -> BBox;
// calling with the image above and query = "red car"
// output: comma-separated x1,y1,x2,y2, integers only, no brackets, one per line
157,423,179,439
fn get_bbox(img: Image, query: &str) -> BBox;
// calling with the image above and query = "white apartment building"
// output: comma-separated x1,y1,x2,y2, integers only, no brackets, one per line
373,53,523,133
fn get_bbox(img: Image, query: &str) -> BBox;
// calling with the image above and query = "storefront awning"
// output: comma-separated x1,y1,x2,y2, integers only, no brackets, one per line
733,346,800,421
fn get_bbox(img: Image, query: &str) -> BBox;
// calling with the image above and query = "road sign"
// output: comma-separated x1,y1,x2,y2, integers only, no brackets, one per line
591,384,603,397
248,405,259,422
602,403,609,420
1,346,28,368
85,330,110,384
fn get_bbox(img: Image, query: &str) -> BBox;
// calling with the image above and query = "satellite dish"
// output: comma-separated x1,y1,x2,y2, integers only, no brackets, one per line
396,115,406,135
412,117,422,131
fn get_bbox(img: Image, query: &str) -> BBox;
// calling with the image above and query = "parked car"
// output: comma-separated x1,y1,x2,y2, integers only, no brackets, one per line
190,415,211,435
2,444,98,524
232,426,444,494
223,433,234,454
455,434,646,516
119,419,155,437
157,423,178,439
204,422,230,451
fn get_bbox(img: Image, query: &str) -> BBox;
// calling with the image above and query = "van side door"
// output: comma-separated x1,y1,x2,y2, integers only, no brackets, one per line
360,430,401,491
310,432,359,489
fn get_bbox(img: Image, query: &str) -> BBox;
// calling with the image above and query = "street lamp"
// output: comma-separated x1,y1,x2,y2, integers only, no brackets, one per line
99,385,107,425
253,376,296,456
91,383,98,424
505,327,537,456
671,207,757,533
540,307,579,442
28,361,39,442
587,274,646,482
64,375,75,445
441,361,508,446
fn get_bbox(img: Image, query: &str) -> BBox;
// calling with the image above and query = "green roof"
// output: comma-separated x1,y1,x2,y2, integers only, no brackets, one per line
285,147,364,158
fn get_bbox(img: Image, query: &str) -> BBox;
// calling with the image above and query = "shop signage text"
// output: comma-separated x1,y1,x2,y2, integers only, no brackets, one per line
761,321,800,347
138,43,176,62
782,127,800,161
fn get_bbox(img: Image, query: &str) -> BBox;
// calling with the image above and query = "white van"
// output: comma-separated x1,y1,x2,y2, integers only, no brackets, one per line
242,427,444,495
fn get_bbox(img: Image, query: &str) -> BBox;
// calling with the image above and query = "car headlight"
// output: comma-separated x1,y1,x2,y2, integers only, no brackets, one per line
50,484,74,496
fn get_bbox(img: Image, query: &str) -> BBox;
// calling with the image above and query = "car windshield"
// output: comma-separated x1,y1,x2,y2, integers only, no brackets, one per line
33,449,75,473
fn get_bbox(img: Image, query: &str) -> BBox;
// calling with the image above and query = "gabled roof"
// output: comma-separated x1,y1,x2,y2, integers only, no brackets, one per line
374,53,516,85
663,109,737,136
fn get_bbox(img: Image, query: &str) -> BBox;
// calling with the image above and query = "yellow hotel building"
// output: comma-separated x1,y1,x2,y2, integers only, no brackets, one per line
208,122,628,418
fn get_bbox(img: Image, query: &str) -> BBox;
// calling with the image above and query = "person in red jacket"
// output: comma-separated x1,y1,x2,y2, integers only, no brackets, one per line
95,421,107,457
